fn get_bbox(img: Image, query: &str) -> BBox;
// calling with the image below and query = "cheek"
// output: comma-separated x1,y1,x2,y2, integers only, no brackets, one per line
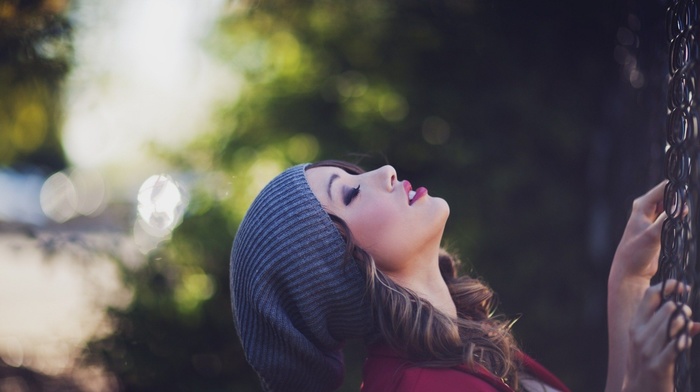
347,204,396,243
346,204,405,261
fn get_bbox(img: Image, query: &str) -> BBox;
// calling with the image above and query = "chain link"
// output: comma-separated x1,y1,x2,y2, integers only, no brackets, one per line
659,1,699,391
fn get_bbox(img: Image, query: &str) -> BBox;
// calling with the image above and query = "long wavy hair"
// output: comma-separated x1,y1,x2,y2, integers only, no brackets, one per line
307,160,522,389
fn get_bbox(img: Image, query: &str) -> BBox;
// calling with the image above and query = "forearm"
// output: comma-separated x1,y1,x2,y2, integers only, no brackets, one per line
603,182,667,392
605,269,649,392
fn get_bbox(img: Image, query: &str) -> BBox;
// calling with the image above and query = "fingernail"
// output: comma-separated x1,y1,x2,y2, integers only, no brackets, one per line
682,304,692,317
678,334,690,350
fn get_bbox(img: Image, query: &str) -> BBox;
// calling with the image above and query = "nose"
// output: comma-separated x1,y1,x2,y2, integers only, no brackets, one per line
369,165,396,191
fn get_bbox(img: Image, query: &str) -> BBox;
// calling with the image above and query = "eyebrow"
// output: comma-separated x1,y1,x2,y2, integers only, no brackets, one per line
328,173,339,201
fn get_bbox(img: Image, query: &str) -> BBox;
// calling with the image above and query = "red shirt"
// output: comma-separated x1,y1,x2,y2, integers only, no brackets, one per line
361,343,571,392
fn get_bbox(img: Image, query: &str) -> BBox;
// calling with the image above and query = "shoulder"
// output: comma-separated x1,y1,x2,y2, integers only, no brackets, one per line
520,353,571,392
361,344,509,392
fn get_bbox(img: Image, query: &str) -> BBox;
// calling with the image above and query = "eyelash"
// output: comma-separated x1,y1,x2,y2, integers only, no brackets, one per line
344,185,361,206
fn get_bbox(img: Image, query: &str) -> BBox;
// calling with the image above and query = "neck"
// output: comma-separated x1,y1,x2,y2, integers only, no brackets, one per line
413,275,457,318
386,247,457,319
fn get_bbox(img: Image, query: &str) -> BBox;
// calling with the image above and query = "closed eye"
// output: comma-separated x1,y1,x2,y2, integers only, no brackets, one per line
344,185,360,206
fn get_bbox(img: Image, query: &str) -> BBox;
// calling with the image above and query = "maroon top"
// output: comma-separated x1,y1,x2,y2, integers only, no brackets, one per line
361,343,571,392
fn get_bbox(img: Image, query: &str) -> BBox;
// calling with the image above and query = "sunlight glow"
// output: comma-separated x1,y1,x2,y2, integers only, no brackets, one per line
62,0,241,181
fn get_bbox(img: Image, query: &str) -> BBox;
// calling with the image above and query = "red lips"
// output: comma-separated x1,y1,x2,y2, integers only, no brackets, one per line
410,187,427,205
403,180,427,206
403,180,412,198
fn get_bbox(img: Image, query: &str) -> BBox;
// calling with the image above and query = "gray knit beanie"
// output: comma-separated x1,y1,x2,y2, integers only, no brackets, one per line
230,164,373,392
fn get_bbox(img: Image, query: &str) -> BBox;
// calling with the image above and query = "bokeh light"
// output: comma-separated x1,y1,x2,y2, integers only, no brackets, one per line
336,71,368,99
40,168,107,223
175,268,216,313
286,133,320,163
134,174,188,253
421,116,451,145
378,91,409,122
614,19,645,89
137,174,187,233
40,172,77,223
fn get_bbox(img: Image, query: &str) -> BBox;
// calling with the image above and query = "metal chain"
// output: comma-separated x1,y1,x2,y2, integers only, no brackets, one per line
659,1,700,391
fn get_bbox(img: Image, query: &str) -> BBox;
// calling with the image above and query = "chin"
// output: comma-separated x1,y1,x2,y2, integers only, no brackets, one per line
437,197,450,213
433,197,450,222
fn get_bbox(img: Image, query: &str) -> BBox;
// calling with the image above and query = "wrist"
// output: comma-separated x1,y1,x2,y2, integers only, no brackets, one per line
608,278,648,309
607,270,649,321
608,265,651,292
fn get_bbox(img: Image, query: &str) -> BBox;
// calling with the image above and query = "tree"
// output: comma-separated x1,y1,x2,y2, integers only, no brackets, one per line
0,0,71,171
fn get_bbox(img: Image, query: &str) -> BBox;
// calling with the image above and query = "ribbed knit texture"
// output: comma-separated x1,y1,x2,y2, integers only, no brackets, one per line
230,164,373,392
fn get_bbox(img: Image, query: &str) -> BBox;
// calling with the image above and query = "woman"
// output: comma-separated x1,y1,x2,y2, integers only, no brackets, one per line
230,160,699,392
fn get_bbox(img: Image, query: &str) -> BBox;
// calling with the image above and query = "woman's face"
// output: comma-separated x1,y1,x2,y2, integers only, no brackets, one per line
305,165,449,273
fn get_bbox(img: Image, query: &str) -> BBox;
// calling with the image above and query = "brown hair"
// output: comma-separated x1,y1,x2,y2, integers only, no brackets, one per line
307,160,522,389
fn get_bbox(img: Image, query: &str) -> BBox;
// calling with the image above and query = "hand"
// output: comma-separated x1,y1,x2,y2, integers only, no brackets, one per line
623,280,700,392
610,181,667,286
606,182,669,392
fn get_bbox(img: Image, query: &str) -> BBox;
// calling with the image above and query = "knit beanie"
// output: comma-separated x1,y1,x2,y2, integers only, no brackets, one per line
230,164,373,392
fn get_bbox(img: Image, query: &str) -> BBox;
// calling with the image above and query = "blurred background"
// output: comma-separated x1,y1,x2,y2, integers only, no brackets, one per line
0,0,672,390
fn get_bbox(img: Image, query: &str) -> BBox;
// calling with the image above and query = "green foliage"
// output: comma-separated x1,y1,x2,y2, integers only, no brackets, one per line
0,0,71,170
86,205,260,391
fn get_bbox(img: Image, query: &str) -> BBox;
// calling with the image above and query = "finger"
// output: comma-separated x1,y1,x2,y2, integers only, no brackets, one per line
667,305,692,339
656,335,683,369
675,308,700,339
638,181,667,216
634,280,686,323
641,301,677,346
676,334,692,352
690,321,700,337
639,293,694,357
653,211,667,225
634,285,663,324
648,211,667,237
635,303,687,373
660,279,690,300
636,281,669,321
